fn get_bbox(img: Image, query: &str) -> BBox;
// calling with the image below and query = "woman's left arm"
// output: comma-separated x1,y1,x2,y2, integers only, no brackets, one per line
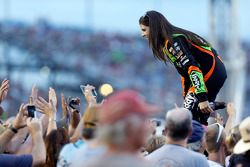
173,36,212,113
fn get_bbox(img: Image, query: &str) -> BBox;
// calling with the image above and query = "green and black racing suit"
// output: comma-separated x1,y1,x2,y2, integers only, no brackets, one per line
163,34,227,124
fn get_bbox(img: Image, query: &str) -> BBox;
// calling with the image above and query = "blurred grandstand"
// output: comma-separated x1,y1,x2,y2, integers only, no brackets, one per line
0,20,250,119
0,20,183,117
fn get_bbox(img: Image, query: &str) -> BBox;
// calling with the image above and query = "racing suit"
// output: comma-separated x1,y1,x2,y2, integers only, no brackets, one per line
163,34,227,124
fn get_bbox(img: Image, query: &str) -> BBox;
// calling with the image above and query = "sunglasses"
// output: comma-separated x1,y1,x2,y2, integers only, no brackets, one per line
84,122,97,128
215,123,224,143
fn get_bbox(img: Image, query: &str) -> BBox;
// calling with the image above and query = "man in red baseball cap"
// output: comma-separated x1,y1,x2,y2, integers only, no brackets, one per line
84,89,159,167
99,89,159,125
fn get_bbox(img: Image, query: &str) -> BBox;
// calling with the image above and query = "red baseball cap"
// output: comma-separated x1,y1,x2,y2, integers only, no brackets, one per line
99,89,160,124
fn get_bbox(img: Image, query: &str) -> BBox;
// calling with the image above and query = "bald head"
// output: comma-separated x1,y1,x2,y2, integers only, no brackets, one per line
165,108,192,141
166,108,192,123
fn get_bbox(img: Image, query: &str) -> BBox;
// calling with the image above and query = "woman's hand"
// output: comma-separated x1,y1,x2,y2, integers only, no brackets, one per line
198,101,214,113
13,103,27,129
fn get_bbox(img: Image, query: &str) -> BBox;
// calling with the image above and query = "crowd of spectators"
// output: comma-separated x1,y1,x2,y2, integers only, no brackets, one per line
0,20,250,167
0,78,250,167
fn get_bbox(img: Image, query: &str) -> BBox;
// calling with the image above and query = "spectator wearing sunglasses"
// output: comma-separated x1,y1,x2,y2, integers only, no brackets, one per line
205,123,226,167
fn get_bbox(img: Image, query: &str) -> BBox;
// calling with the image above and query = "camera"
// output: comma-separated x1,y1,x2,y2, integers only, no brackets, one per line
68,97,80,110
69,98,80,105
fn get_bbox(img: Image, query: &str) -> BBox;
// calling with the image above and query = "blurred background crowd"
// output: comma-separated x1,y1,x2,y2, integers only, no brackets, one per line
0,20,182,117
0,0,249,120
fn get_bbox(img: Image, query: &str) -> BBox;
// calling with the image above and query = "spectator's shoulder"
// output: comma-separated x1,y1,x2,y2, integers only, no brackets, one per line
145,145,166,161
57,141,86,167
0,154,33,167
190,151,209,166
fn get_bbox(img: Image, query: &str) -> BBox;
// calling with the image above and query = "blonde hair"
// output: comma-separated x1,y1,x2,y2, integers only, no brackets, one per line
145,135,166,153
83,105,100,128
225,125,241,153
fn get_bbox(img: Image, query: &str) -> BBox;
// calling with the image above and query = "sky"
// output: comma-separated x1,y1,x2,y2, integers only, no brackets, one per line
0,0,249,40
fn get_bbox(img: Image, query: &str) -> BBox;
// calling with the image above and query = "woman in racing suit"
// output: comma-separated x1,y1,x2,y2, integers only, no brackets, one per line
139,10,227,125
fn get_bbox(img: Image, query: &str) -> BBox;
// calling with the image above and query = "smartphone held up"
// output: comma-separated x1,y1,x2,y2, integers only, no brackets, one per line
27,97,36,118
80,85,98,98
27,105,36,118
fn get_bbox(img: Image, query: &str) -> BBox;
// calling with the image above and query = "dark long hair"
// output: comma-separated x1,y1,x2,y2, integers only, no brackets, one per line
139,10,210,62
44,128,69,167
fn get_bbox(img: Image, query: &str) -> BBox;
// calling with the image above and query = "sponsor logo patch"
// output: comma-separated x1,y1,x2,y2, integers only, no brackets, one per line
184,93,197,110
191,72,201,90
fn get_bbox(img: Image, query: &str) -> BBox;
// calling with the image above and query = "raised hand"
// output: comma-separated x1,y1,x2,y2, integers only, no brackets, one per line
0,79,9,104
49,87,57,107
36,96,57,119
30,85,38,105
226,102,235,117
13,103,27,129
61,93,70,118
82,84,97,105
26,118,42,135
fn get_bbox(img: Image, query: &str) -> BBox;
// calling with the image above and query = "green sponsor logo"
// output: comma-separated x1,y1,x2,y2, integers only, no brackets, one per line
163,46,176,63
190,71,206,94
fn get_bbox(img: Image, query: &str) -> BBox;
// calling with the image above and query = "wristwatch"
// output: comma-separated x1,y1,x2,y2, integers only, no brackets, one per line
8,124,18,134
49,117,57,122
